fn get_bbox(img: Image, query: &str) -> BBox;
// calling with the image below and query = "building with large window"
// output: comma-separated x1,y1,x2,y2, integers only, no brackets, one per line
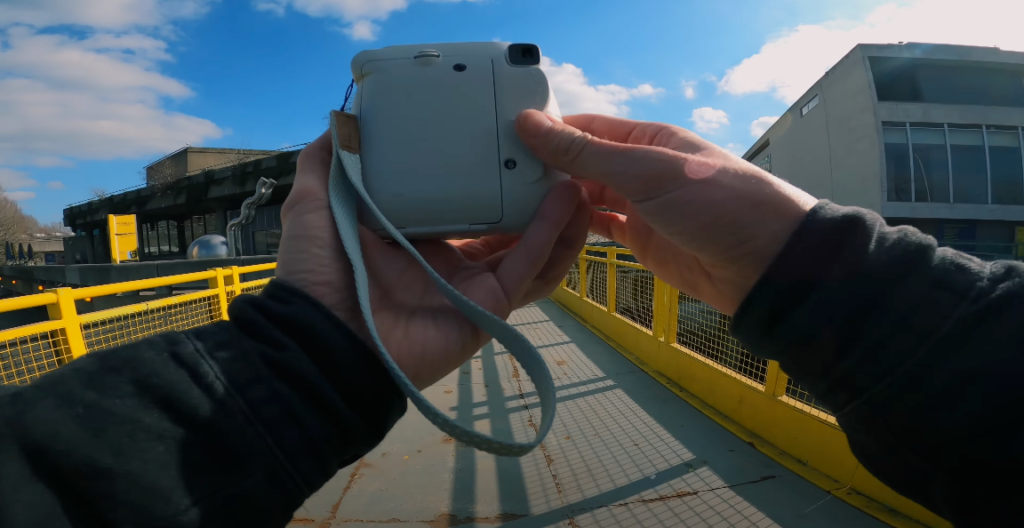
744,42,1024,260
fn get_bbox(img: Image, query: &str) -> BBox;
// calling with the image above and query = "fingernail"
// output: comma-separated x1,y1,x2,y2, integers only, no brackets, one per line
518,110,554,136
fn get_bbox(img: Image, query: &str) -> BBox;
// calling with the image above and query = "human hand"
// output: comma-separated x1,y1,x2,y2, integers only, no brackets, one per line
516,110,818,315
276,129,591,389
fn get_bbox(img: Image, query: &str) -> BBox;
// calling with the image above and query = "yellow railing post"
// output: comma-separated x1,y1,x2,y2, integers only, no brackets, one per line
664,285,679,345
652,278,677,342
227,266,241,300
209,269,230,321
578,253,588,300
764,361,783,396
45,288,88,359
606,249,617,314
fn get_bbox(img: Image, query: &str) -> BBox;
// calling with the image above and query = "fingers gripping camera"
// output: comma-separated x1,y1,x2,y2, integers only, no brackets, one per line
350,42,568,240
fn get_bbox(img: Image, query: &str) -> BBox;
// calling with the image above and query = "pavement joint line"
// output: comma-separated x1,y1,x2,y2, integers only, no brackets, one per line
506,343,579,528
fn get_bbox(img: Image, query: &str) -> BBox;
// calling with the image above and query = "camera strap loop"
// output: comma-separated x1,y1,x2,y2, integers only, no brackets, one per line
326,111,555,457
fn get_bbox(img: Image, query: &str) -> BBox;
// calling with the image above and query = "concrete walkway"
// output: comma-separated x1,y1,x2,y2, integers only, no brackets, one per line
290,300,886,528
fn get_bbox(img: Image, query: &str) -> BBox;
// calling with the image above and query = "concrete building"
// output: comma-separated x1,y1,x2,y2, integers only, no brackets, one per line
63,148,298,264
744,42,1024,260
144,146,278,186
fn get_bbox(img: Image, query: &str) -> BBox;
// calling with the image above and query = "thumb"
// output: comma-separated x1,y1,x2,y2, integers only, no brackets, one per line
515,109,686,202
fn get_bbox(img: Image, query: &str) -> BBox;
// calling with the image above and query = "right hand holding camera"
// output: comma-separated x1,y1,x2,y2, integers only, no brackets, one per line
516,110,819,315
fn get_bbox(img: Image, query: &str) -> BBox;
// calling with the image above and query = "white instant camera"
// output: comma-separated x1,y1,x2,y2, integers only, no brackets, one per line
349,42,567,240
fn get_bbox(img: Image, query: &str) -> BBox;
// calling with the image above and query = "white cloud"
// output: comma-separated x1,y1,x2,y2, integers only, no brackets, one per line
719,0,1024,104
253,0,288,15
0,0,215,30
690,107,730,134
343,19,379,40
32,157,75,168
724,143,746,156
0,168,38,190
255,0,482,40
681,80,697,100
541,57,664,117
750,116,779,137
0,7,222,194
47,181,65,190
4,191,36,201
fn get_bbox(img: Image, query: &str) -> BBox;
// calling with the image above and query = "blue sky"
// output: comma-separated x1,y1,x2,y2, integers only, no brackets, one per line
2,0,1021,223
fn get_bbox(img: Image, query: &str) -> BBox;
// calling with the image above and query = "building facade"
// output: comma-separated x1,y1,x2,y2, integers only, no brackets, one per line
63,149,298,264
744,42,1024,260
144,146,279,186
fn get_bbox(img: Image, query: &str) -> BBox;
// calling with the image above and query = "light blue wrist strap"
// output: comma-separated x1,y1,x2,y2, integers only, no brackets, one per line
326,112,555,456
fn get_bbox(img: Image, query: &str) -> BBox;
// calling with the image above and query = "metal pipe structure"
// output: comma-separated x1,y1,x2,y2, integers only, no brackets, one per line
226,177,277,257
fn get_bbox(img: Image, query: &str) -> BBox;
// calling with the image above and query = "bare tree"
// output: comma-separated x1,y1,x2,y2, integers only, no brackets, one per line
90,187,109,200
144,157,183,187
0,186,40,263
39,220,71,235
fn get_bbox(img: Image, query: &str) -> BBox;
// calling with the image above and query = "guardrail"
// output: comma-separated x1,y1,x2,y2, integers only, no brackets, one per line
552,246,950,528
0,263,275,386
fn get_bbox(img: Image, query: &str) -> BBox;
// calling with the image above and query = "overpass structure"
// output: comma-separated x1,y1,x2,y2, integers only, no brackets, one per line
0,248,949,528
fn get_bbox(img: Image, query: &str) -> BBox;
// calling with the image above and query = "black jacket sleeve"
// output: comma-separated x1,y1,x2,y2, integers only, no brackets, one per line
732,201,1022,527
0,279,406,528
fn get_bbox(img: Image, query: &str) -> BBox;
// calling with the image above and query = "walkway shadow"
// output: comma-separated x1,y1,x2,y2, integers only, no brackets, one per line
444,299,883,528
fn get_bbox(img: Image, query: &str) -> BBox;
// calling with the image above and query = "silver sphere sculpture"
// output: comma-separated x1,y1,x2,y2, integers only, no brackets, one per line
187,234,230,260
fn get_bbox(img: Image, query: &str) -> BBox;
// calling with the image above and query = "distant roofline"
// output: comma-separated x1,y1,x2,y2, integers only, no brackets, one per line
863,41,1001,50
741,41,1024,159
143,146,280,169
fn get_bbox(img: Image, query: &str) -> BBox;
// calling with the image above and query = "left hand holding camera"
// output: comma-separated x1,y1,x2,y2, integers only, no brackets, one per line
277,129,591,390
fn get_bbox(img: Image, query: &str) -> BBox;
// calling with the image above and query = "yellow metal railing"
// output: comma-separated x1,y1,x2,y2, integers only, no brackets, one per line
0,264,275,386
552,246,950,528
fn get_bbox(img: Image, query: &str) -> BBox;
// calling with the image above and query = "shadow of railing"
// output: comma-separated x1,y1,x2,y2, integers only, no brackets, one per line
446,300,878,528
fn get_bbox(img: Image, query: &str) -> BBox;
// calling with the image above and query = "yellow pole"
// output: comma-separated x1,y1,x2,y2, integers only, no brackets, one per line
606,249,617,314
764,362,784,396
45,288,88,359
652,278,672,342
664,285,679,345
578,254,588,300
227,266,241,301
209,269,230,321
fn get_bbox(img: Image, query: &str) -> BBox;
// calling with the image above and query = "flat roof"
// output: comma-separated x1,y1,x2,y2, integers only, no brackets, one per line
143,146,280,169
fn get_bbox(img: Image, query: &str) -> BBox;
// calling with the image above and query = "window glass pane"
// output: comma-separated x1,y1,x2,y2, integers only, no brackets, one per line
987,130,1024,205
883,127,912,202
157,220,168,255
910,128,950,203
141,227,150,256
800,95,819,116
184,218,194,248
168,220,179,253
253,231,268,255
871,57,1024,107
205,213,217,235
192,215,206,238
266,229,281,256
949,128,988,204
147,223,159,256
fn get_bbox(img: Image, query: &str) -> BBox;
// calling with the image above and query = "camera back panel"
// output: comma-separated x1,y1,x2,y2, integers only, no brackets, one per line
351,42,566,239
